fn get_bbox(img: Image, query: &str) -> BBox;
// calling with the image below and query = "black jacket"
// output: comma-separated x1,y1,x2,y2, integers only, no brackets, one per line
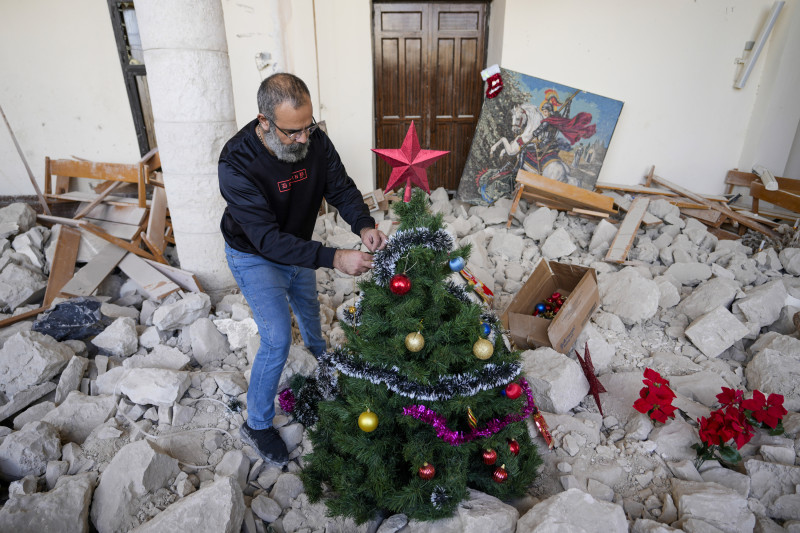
219,119,375,269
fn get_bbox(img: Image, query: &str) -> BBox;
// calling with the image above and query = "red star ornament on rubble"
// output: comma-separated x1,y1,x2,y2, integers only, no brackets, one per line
372,121,449,202
575,341,607,416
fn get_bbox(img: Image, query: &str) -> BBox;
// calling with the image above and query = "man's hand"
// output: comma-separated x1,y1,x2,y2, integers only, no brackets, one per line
333,249,374,276
360,227,388,252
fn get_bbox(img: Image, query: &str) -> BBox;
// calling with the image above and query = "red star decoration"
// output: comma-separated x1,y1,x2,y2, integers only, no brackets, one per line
372,121,449,202
575,342,607,416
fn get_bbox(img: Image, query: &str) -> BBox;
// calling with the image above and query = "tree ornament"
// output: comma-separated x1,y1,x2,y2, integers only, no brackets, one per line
508,439,520,456
405,331,425,352
358,409,378,432
418,462,436,480
505,383,522,400
481,322,491,336
535,303,547,314
473,338,494,360
493,464,508,483
575,342,607,416
482,448,498,465
389,274,412,295
448,256,465,272
348,305,356,314
372,121,449,202
467,406,478,429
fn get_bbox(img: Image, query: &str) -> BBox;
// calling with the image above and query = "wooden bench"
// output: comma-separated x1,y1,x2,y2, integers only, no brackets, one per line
724,169,800,219
44,148,160,209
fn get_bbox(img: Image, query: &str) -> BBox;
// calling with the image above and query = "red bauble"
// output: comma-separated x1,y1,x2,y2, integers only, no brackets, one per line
389,274,412,295
418,462,435,480
493,465,508,483
508,439,520,456
482,449,497,465
505,383,522,400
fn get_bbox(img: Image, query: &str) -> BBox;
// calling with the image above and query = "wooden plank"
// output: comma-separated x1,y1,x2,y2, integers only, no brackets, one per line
603,191,661,225
78,221,156,261
43,226,81,306
48,158,140,183
571,208,610,218
59,243,127,297
75,204,148,226
73,182,123,219
38,214,140,241
650,174,778,240
50,191,150,207
681,207,726,227
507,183,525,228
0,306,47,328
725,169,800,193
520,190,575,211
707,226,742,241
143,258,205,293
117,253,180,300
140,233,168,264
146,186,168,253
605,198,650,263
517,170,616,213
595,182,678,196
750,182,800,215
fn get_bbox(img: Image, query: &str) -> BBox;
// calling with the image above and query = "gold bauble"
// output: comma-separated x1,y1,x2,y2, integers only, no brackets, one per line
348,306,356,314
405,332,425,352
473,338,494,360
358,409,379,432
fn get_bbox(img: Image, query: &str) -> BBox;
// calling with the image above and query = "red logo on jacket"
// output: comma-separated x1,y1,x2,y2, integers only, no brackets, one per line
277,169,308,192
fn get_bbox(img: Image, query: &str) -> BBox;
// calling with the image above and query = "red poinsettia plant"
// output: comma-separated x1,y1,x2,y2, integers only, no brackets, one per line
693,387,787,467
632,368,677,423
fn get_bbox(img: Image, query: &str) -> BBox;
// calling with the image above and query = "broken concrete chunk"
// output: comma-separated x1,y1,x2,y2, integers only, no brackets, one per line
41,391,117,444
90,439,180,533
0,330,73,398
541,227,577,259
732,279,788,328
671,479,754,532
213,317,258,351
190,317,231,365
55,355,89,405
214,449,249,490
517,488,627,532
684,307,749,358
91,316,139,357
521,347,589,414
663,262,712,286
523,206,557,242
0,203,37,238
123,344,190,371
118,368,191,407
0,263,47,312
0,472,96,533
598,268,660,325
152,292,212,331
269,472,305,509
0,420,61,480
745,348,800,411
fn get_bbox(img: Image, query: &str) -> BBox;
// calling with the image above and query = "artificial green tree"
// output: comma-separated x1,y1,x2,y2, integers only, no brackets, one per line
297,188,541,522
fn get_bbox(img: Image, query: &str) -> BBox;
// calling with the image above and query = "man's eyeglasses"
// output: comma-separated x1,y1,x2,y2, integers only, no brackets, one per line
270,117,318,142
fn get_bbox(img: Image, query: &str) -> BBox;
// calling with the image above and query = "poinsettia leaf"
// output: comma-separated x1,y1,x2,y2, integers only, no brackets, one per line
768,420,785,436
716,445,742,465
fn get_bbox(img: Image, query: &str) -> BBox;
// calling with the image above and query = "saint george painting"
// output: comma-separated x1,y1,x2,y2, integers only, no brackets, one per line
456,68,624,205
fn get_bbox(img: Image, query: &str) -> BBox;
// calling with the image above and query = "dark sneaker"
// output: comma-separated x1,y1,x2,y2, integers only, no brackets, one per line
239,422,289,466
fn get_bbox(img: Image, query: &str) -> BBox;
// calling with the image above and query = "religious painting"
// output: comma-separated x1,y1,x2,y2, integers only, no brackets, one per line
456,68,624,205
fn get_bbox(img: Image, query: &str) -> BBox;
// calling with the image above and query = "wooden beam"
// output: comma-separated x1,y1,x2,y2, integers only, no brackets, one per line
145,186,168,254
73,204,148,226
750,182,800,215
516,169,616,213
506,183,525,228
0,306,47,328
72,181,123,219
603,191,661,225
650,174,778,240
43,226,81,306
78,221,157,261
681,207,726,227
605,198,649,263
59,243,127,297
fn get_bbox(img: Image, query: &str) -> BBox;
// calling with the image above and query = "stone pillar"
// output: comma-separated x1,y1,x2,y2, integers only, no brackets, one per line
134,0,237,297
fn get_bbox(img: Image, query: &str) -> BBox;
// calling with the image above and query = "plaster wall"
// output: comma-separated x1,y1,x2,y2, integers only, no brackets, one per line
0,0,139,196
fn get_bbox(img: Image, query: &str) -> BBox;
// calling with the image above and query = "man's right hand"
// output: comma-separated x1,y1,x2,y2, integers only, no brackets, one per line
333,249,374,276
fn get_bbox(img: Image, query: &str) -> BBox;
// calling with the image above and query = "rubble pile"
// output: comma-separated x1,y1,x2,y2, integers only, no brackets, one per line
1,192,800,532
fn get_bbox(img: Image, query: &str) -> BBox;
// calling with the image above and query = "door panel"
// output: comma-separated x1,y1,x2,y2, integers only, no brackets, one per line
373,2,487,192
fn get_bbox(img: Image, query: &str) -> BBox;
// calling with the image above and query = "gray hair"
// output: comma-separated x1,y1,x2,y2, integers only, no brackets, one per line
257,73,311,121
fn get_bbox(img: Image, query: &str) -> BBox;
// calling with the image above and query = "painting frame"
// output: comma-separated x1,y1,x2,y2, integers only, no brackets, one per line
456,68,624,205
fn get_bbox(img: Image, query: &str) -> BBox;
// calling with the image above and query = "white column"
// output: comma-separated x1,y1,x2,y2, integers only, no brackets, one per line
135,0,237,297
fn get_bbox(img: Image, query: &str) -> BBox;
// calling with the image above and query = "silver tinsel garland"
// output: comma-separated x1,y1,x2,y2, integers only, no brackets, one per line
372,227,454,286
317,347,521,401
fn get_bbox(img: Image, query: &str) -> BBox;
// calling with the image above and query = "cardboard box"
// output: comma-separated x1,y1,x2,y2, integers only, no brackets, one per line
501,260,599,353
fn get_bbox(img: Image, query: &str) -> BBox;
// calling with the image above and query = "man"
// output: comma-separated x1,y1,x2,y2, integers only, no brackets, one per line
218,73,387,466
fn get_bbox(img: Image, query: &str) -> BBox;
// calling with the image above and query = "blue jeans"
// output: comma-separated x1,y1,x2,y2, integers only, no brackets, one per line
225,244,326,429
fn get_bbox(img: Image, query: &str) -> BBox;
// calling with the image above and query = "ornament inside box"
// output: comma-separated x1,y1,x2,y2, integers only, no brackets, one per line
500,259,599,354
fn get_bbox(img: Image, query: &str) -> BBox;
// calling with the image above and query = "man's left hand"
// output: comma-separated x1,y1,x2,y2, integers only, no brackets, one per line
360,227,388,252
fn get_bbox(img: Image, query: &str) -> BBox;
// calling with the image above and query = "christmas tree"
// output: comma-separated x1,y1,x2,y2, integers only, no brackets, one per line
296,188,541,522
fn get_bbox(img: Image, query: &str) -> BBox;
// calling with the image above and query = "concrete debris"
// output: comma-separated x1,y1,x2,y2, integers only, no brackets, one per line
2,192,800,531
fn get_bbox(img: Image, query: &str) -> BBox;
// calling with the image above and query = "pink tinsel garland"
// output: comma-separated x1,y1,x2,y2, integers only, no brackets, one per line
278,388,296,413
401,378,536,446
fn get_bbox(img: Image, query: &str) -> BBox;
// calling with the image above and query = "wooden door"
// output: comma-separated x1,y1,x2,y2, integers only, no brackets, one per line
373,2,487,192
